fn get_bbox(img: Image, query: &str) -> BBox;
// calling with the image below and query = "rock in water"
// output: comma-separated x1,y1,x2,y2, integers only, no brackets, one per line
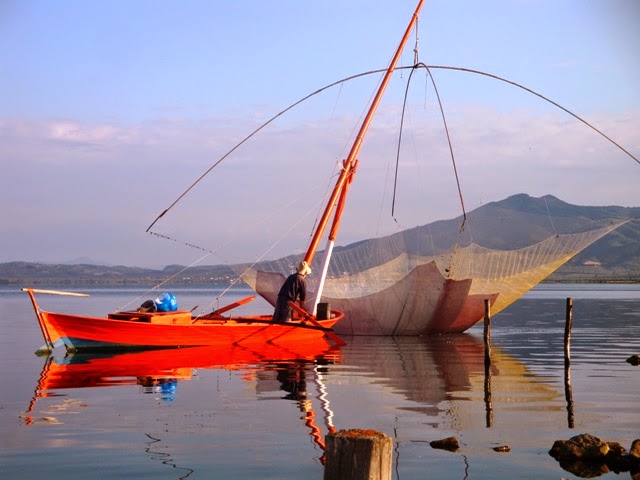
549,433,609,461
627,354,640,366
630,439,640,464
430,437,459,451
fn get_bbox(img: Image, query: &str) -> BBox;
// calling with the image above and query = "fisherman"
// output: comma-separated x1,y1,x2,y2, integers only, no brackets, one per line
272,261,311,323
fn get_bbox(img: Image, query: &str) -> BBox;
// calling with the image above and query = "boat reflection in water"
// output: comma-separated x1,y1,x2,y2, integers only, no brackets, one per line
24,340,342,420
23,334,565,476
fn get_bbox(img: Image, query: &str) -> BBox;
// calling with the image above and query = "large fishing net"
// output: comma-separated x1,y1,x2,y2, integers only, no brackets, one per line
234,197,626,335
146,64,637,335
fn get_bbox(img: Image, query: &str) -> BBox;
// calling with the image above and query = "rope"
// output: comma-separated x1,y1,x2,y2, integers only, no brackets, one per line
543,195,558,235
147,64,637,236
421,65,639,166
392,64,467,222
145,70,401,234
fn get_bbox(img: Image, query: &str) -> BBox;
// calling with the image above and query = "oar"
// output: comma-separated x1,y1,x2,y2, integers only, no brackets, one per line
210,295,256,315
21,288,89,297
288,301,347,346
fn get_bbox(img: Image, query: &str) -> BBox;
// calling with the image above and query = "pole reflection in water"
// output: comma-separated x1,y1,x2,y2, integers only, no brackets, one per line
484,361,493,428
564,364,575,429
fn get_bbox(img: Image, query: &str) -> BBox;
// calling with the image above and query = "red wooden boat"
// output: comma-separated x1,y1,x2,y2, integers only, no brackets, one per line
24,288,344,352
24,0,426,353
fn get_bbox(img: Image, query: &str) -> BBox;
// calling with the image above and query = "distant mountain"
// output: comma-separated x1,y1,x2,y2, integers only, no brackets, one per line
1,194,638,285
434,194,640,281
0,262,236,287
60,257,114,266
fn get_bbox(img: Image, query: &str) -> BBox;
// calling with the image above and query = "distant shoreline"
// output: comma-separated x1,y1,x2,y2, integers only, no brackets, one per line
1,277,637,288
1,258,638,288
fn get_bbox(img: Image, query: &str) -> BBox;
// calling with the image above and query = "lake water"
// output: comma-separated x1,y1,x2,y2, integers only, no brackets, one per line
1,284,639,479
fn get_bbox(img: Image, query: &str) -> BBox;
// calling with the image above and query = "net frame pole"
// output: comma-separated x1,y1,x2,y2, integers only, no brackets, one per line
304,0,425,305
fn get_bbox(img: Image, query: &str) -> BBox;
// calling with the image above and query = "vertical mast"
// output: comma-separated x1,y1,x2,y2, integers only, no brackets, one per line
304,0,425,311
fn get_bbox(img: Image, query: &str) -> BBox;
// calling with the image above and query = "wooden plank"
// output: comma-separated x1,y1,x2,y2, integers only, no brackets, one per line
210,295,256,315
288,301,347,346
21,288,89,297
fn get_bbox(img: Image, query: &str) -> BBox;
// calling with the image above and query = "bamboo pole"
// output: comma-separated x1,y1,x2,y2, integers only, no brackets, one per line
21,288,89,297
303,0,425,299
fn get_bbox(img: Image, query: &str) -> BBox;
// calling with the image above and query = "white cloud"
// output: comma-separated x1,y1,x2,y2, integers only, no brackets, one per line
1,104,638,266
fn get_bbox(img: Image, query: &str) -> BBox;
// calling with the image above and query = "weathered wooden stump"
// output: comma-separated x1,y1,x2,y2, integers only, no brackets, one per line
324,429,392,480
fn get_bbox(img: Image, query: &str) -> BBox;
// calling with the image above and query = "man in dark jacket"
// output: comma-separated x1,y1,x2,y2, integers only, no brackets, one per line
272,261,311,323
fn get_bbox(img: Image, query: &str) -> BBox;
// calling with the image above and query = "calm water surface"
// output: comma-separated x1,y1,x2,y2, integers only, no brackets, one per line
1,284,639,479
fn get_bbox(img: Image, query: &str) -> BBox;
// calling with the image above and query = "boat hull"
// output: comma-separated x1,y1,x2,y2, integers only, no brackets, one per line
39,310,343,352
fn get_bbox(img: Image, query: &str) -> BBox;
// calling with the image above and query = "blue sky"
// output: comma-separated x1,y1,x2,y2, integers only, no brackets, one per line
1,0,639,267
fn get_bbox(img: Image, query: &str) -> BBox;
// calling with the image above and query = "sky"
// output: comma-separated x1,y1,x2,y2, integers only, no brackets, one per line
1,0,639,268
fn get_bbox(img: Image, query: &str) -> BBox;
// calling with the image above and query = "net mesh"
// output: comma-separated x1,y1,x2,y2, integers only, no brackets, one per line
234,217,624,335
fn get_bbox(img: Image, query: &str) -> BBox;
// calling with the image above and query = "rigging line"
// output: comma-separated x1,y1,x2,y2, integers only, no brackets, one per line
391,67,411,218
146,69,403,234
329,82,344,121
147,64,636,234
308,161,350,247
543,195,558,235
149,169,334,266
422,63,467,222
193,192,333,318
149,177,333,316
424,65,639,166
114,250,215,312
150,63,638,234
392,64,467,224
413,17,419,65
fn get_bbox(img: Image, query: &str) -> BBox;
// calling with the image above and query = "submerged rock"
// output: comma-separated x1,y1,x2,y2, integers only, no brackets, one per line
549,433,609,461
557,460,610,478
627,354,640,366
493,445,510,452
430,436,459,451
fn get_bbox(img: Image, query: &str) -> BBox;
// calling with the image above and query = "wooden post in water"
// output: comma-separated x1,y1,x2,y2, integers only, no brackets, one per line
324,429,392,480
484,299,491,366
483,298,493,427
564,297,573,365
563,297,575,428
